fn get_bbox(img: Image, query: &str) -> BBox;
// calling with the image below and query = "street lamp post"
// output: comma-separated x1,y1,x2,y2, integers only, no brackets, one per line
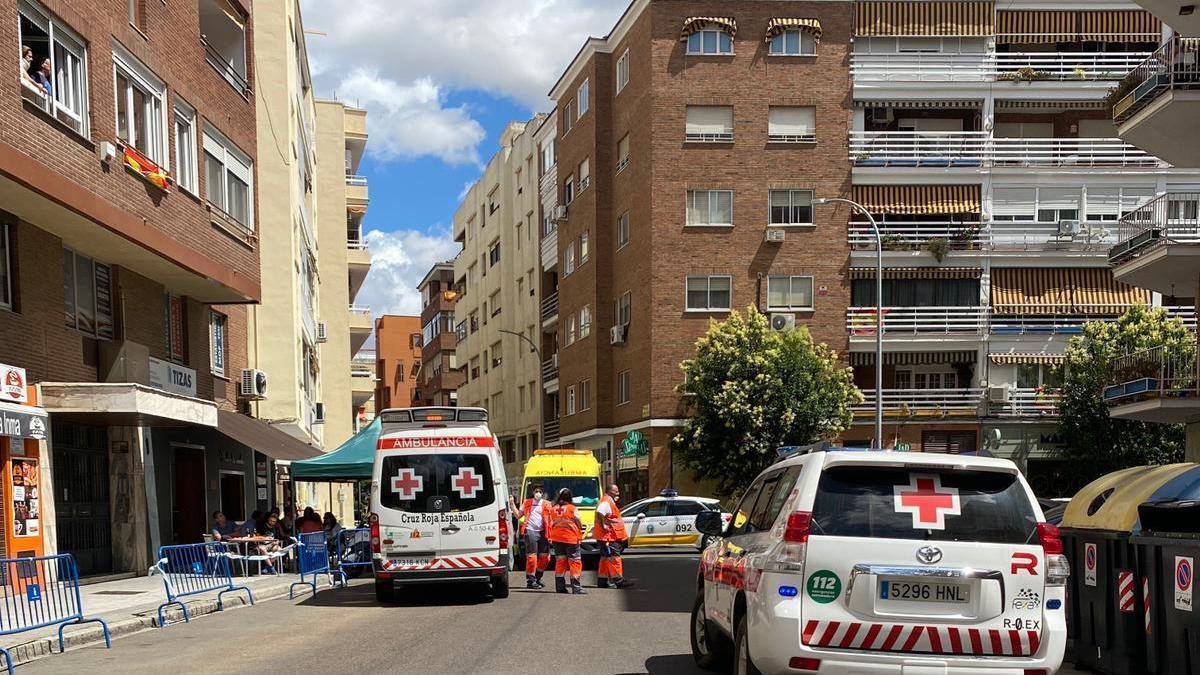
497,328,544,447
813,197,884,450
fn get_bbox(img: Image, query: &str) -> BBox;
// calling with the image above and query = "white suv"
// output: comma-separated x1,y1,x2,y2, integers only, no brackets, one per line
690,449,1068,675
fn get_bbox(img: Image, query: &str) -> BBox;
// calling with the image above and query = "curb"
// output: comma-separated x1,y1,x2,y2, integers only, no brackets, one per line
4,581,296,669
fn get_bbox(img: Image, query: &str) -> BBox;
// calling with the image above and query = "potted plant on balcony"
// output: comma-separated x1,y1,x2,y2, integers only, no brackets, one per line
879,232,905,250
1073,67,1088,81
925,237,951,262
952,225,981,250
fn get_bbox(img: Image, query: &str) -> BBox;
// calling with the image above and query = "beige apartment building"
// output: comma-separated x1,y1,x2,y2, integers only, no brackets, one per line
453,116,546,482
248,1,371,521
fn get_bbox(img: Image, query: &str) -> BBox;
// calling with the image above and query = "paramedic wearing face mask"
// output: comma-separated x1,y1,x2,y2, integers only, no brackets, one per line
520,484,552,589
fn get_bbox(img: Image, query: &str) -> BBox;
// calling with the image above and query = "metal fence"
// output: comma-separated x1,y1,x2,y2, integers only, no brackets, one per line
153,542,253,626
1110,192,1200,264
1103,344,1200,403
0,554,109,674
1113,36,1200,121
335,528,372,587
289,532,335,599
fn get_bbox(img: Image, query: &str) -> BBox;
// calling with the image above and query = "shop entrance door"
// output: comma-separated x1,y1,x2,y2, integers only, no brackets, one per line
52,423,112,576
219,471,245,521
172,446,207,544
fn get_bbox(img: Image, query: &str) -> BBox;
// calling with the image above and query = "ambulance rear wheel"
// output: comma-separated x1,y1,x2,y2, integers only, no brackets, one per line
491,574,510,599
374,578,396,603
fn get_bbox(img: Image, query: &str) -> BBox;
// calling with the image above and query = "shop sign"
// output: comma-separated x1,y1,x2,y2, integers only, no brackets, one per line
622,430,649,458
148,357,197,397
0,406,46,441
11,457,40,537
0,364,28,404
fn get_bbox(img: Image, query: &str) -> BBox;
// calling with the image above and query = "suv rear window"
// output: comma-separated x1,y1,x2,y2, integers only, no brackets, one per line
380,454,495,513
811,466,1038,544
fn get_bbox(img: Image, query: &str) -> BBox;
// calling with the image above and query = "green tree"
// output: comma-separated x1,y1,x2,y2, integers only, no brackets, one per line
671,307,862,496
1057,304,1194,482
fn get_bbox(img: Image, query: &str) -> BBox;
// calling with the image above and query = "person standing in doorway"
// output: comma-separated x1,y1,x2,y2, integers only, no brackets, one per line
519,484,552,589
545,488,584,595
594,484,634,588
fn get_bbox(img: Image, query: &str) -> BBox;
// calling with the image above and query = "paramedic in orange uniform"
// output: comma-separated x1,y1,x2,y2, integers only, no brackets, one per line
520,484,552,589
545,487,585,595
594,484,634,588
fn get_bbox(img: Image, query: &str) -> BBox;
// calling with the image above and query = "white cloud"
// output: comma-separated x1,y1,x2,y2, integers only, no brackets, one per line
303,0,623,108
357,228,460,318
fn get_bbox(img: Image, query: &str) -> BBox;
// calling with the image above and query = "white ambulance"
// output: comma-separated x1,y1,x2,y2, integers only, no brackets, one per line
690,448,1068,675
369,407,511,602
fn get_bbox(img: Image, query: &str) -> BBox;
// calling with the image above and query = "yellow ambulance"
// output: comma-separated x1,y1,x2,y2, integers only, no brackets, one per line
518,449,603,565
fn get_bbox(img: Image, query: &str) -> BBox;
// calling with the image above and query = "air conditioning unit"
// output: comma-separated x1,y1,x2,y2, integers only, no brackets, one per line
765,228,786,243
988,384,1011,403
770,313,796,332
313,402,326,425
239,369,268,400
1057,219,1082,236
610,324,627,345
315,321,328,343
553,205,568,221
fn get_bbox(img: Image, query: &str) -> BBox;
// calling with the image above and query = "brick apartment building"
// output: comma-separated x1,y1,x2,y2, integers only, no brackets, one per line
374,315,422,411
539,0,855,499
0,0,305,576
413,262,463,408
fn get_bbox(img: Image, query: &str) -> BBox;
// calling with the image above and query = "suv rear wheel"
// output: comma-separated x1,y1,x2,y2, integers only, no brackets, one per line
733,614,762,675
690,593,729,670
374,578,396,603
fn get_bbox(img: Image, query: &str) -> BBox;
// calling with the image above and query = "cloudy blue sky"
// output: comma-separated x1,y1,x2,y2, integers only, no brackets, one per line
299,0,629,319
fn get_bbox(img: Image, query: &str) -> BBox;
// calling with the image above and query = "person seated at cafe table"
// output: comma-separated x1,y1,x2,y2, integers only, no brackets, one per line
254,512,284,574
298,506,324,534
239,510,263,537
211,511,238,541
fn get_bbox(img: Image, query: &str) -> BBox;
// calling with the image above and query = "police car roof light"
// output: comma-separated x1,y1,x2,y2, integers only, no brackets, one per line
659,488,678,498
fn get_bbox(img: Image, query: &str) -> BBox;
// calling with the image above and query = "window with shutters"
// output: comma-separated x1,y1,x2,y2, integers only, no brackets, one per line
204,124,254,230
19,1,89,136
580,379,592,411
769,28,816,55
580,231,589,263
921,430,977,455
577,79,589,118
769,189,814,225
616,135,630,173
564,242,576,276
617,212,630,249
767,276,814,310
616,291,631,327
616,49,630,93
114,44,167,166
687,190,733,227
579,158,590,192
561,99,573,135
174,99,198,194
768,107,816,143
566,385,577,415
617,370,631,405
686,275,732,311
687,27,733,55
62,248,114,340
685,106,733,142
579,305,591,339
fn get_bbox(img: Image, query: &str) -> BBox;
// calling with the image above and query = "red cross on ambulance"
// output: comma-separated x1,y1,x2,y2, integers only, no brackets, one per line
391,468,423,500
893,473,962,530
452,466,483,499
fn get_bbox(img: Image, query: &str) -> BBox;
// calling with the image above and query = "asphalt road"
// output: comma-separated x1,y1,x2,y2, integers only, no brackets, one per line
25,550,708,675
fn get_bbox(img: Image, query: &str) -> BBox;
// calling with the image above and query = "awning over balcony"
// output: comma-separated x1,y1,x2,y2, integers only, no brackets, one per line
850,350,976,365
856,99,982,109
766,18,822,43
991,268,1151,315
989,353,1066,365
855,1,994,37
681,16,736,41
997,10,1160,43
852,184,981,215
849,266,983,280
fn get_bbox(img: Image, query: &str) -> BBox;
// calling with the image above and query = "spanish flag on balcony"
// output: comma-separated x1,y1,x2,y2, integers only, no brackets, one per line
122,144,172,192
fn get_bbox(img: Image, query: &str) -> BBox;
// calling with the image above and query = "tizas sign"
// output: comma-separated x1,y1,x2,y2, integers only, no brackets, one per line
378,436,496,450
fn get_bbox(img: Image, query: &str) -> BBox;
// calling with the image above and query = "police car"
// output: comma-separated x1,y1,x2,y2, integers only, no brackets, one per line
689,446,1068,675
369,407,511,603
619,490,731,550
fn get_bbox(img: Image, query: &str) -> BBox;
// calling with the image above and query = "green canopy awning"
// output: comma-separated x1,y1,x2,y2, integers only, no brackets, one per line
290,417,379,480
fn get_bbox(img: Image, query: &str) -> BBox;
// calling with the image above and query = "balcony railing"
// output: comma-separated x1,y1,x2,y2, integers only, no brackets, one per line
847,306,989,336
541,292,559,323
1113,37,1200,122
539,166,558,201
850,53,993,82
991,315,1092,335
1103,344,1199,403
849,222,987,251
851,131,987,167
853,388,985,418
543,417,561,445
541,227,558,270
202,38,249,94
991,137,1160,167
346,175,369,187
988,388,1062,418
995,52,1149,81
351,363,374,379
1109,192,1200,264
541,356,559,382
1166,306,1198,331
991,220,1116,251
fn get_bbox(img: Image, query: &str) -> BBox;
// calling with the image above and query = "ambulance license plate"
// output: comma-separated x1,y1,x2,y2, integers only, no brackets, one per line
879,579,970,604
390,557,433,567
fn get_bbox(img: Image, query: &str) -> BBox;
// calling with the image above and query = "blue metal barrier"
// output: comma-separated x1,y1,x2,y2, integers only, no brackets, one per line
289,532,334,598
334,528,371,586
0,554,110,675
154,542,253,626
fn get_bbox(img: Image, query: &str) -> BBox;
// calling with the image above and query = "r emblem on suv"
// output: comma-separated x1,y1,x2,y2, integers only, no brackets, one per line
916,545,943,565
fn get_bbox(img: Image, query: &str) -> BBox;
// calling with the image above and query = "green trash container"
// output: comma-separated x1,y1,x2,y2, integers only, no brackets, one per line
1130,466,1200,675
1061,463,1195,674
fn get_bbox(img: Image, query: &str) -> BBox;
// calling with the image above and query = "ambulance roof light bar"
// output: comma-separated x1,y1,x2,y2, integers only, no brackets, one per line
379,407,489,427
532,449,592,456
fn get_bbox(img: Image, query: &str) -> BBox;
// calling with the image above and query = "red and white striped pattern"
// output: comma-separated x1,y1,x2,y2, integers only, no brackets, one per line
1143,576,1153,635
382,554,499,571
1119,570,1136,613
802,620,1042,657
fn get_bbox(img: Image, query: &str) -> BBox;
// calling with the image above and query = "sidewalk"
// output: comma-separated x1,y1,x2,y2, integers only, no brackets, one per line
0,570,307,670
